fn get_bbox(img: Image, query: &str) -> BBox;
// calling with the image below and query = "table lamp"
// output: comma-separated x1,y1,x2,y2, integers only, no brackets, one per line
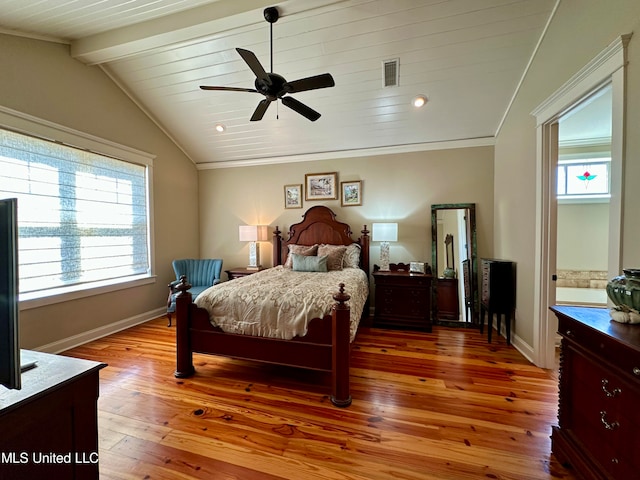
239,225,268,270
372,223,398,271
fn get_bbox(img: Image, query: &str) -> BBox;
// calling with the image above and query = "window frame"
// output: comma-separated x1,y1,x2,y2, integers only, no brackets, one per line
557,155,611,203
0,106,156,311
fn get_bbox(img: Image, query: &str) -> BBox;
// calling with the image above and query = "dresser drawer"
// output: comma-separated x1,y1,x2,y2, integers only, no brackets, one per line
558,315,640,385
374,275,430,287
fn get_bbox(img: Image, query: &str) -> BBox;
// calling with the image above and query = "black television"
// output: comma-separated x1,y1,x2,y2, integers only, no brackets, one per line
0,197,21,390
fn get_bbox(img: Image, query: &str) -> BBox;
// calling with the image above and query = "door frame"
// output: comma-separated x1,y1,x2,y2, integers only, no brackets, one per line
531,35,630,368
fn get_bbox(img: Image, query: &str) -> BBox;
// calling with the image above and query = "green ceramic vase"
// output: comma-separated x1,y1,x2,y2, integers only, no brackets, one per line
606,268,640,313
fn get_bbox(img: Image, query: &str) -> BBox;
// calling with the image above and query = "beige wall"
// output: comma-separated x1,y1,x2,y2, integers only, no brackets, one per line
0,34,200,349
199,148,495,297
494,0,640,346
557,203,609,271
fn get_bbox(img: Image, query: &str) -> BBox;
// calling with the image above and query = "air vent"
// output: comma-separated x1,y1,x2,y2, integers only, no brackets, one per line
382,58,399,87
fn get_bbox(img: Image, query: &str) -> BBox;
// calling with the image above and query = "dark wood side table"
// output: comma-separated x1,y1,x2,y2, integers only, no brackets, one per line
0,350,106,480
225,266,266,280
372,263,433,331
550,305,640,480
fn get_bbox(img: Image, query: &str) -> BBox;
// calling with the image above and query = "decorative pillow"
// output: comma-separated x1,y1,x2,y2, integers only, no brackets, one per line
284,244,318,268
343,243,361,268
317,244,348,271
292,254,328,272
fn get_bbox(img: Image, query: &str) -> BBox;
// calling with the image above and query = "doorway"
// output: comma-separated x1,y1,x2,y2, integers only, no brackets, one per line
555,85,612,307
532,35,628,369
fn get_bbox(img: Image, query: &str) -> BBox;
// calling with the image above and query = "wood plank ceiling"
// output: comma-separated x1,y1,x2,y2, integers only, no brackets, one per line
0,0,558,167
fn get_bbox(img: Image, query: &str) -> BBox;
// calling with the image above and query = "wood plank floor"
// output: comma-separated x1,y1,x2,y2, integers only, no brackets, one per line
63,318,577,480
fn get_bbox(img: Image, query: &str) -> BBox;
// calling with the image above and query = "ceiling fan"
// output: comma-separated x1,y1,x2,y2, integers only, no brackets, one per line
199,6,335,122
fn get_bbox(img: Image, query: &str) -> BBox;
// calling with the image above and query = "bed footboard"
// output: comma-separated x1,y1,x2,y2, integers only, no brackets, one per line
172,276,352,407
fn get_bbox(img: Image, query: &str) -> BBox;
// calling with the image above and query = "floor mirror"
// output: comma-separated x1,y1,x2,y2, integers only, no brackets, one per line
431,203,478,327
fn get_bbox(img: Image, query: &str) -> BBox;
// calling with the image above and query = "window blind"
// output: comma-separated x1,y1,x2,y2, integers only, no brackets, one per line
0,128,150,295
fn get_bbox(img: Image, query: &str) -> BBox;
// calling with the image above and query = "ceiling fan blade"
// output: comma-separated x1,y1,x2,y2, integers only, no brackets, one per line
281,96,321,122
236,48,270,84
286,73,335,93
200,85,258,93
250,99,272,121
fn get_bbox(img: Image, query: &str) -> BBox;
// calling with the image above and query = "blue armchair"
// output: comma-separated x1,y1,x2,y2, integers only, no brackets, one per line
167,258,223,326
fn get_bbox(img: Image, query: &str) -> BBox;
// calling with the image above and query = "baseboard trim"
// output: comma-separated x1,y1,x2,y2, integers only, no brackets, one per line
510,334,535,365
489,319,536,365
33,307,166,354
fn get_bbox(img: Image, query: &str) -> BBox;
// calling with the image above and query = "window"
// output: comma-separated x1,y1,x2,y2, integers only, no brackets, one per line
0,126,152,300
557,158,611,200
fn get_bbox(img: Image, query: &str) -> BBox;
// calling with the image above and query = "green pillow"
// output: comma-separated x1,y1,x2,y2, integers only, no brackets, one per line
291,253,328,272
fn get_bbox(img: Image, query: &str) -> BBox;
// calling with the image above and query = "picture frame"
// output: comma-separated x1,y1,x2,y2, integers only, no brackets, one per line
284,184,303,209
410,262,426,274
341,180,362,206
305,172,338,200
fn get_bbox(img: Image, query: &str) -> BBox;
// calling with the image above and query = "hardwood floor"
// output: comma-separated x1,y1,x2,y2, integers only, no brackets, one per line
63,318,576,480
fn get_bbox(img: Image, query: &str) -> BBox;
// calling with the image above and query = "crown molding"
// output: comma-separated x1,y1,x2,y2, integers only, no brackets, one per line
196,136,495,170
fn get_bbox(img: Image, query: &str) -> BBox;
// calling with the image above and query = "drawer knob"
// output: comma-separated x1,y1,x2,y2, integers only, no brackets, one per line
565,329,574,338
633,367,640,376
601,379,622,398
600,411,620,430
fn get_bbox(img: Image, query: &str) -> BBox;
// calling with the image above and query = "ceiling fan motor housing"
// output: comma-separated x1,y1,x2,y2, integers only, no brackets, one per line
255,73,288,100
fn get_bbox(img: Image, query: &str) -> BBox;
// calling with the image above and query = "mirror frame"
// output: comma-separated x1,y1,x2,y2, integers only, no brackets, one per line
431,203,478,326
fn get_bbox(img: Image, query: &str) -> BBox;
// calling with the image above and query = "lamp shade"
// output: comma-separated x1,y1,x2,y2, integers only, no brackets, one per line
372,223,398,242
238,225,268,242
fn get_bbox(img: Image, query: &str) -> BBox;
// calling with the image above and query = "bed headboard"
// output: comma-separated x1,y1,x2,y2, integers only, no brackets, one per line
273,205,370,273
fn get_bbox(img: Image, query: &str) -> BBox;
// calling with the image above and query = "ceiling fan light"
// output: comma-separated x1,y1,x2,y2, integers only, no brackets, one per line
215,123,226,132
412,95,427,108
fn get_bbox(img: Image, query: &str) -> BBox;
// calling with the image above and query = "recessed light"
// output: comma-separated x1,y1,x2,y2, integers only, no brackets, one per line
215,123,226,133
412,95,427,108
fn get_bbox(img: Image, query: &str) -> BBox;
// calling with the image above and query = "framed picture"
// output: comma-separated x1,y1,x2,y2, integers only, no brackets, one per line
284,184,303,209
305,172,338,200
341,180,362,206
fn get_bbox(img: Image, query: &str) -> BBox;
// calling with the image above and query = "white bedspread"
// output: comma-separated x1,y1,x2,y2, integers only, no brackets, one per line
194,266,368,342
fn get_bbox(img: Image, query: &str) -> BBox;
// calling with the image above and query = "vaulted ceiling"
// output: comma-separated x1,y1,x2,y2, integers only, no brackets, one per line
1,0,567,168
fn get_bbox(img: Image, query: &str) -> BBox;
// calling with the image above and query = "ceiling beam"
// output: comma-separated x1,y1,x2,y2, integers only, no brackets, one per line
70,0,346,65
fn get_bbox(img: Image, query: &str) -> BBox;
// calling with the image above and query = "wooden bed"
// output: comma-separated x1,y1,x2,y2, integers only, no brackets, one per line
173,205,370,407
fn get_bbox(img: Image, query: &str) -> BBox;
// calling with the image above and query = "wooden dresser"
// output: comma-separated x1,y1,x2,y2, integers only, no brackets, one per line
0,350,106,480
373,264,432,331
480,258,516,344
550,306,640,480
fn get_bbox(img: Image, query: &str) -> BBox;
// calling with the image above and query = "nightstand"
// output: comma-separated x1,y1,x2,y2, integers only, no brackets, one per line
372,264,433,331
225,267,266,281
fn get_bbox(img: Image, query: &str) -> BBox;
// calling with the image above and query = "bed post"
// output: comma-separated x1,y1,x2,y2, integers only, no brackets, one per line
174,275,195,378
273,226,283,266
331,283,352,407
360,225,370,274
